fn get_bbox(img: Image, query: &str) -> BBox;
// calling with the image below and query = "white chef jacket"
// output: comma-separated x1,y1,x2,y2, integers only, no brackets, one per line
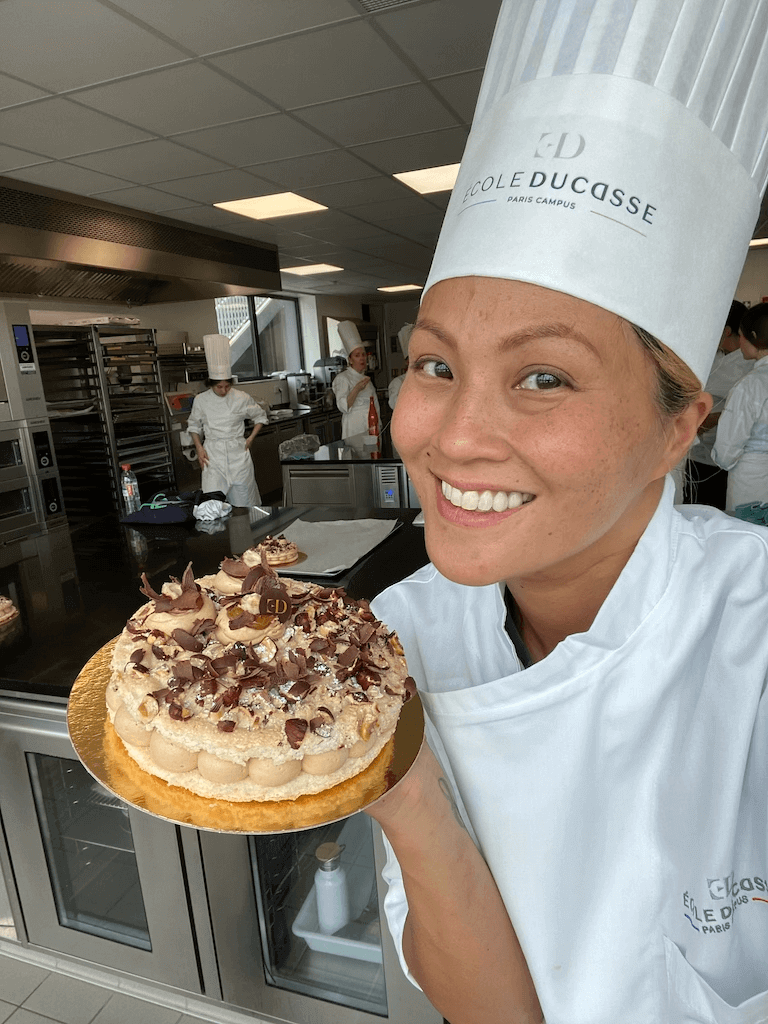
689,349,752,468
387,374,404,410
332,367,380,438
372,477,768,1024
712,354,768,511
186,387,267,507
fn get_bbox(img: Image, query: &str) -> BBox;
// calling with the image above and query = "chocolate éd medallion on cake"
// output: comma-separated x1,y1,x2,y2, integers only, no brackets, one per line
106,557,414,802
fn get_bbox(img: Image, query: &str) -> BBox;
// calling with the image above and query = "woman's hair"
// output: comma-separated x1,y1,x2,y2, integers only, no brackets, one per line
726,299,748,335
739,303,768,350
629,323,702,418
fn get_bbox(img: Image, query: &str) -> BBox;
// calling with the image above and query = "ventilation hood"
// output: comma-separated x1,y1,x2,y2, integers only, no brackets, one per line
0,176,282,304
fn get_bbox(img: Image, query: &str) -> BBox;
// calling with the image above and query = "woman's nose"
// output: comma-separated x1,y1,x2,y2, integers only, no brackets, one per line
433,383,511,462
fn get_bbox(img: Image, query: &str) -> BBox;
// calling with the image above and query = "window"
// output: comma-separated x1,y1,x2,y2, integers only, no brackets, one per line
214,295,304,378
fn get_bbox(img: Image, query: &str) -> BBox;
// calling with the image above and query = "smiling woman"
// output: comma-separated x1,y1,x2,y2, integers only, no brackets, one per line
359,3,768,1024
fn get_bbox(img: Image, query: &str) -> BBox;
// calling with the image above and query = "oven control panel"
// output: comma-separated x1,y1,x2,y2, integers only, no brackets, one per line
0,305,46,422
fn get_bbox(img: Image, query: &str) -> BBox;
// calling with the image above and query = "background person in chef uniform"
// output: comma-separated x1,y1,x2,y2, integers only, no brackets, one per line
332,320,380,438
187,334,268,508
360,3,768,1024
713,303,768,512
387,323,413,410
684,300,750,508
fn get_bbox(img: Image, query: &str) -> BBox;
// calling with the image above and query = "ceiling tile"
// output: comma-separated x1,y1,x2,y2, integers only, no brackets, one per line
4,162,132,195
174,113,333,166
349,233,416,255
75,64,276,136
0,146,50,172
377,0,499,77
71,139,228,182
350,125,469,174
210,218,278,244
296,84,458,147
279,243,340,260
154,204,243,228
0,73,48,109
0,98,153,159
0,0,187,92
88,185,192,212
300,175,412,209
430,69,484,123
108,0,356,56
352,235,431,263
248,150,379,190
152,168,274,203
266,209,373,243
211,20,415,109
270,230,318,248
373,210,446,244
335,253,397,273
344,194,438,225
425,191,451,211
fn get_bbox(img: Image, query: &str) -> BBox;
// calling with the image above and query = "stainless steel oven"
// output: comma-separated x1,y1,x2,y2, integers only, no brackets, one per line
0,420,65,540
0,476,37,543
0,423,38,541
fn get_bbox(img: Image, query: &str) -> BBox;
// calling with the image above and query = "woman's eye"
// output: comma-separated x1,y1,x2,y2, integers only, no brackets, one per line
517,370,565,391
417,358,453,380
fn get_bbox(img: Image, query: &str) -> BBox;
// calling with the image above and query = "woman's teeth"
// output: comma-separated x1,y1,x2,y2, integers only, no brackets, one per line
440,480,534,512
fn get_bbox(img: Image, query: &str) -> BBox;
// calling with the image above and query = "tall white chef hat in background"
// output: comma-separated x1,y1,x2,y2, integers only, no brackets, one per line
338,321,365,357
398,323,414,359
424,0,768,384
203,333,232,380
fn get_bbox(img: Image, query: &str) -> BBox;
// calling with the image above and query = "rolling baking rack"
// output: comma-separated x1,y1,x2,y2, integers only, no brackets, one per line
34,326,175,521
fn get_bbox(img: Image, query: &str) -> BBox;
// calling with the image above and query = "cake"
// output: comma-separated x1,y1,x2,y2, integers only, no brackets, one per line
0,595,20,642
105,555,414,803
244,534,300,566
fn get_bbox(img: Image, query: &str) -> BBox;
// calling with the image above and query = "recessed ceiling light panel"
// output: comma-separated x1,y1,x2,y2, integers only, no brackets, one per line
358,0,420,12
393,163,461,194
282,263,344,276
214,193,327,220
377,284,423,292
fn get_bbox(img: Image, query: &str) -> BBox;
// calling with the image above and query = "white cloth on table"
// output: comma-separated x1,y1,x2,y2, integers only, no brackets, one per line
192,499,231,522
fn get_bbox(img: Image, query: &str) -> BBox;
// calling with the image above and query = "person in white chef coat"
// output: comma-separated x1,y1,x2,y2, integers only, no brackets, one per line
684,300,750,507
360,4,768,1024
187,334,268,508
332,320,380,438
713,303,768,512
387,324,412,410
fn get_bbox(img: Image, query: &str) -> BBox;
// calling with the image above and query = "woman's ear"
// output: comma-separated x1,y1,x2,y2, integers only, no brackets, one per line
663,392,713,472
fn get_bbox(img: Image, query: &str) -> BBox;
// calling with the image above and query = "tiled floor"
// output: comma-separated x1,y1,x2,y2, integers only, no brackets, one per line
0,945,271,1024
